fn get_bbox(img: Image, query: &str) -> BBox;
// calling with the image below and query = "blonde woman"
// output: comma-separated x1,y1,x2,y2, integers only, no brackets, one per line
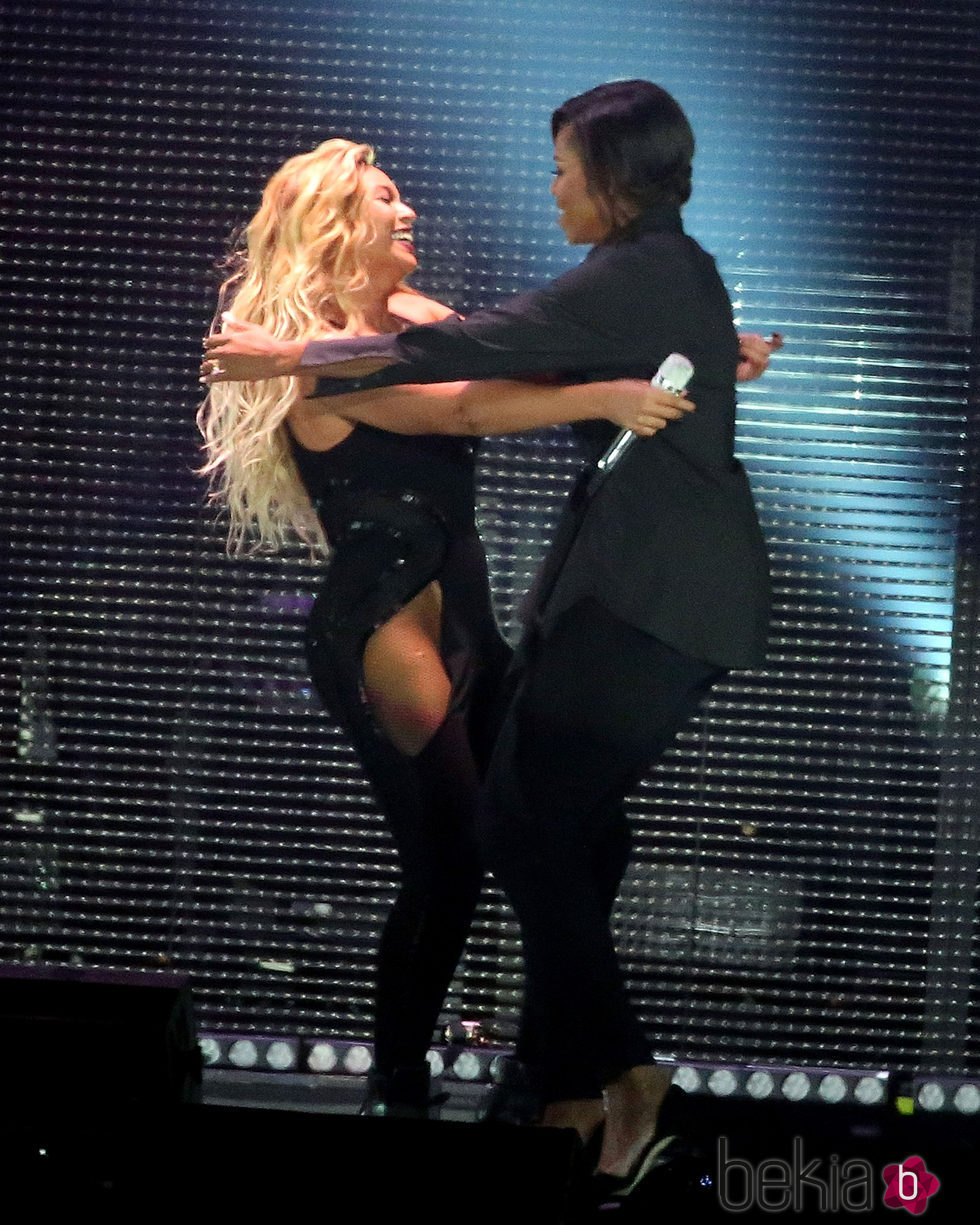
198,138,692,1118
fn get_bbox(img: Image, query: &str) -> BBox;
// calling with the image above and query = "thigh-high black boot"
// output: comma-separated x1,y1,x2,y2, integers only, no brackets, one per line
352,708,484,1116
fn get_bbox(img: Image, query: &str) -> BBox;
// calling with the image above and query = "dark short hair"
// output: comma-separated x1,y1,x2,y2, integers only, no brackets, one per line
551,80,694,234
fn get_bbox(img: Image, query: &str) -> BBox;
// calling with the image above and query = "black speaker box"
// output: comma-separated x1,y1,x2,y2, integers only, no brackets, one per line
0,962,201,1114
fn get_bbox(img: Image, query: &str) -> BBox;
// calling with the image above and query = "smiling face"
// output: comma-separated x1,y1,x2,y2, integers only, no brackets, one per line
358,165,418,279
550,125,612,246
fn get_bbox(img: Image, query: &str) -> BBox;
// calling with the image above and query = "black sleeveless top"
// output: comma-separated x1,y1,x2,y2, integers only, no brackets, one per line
289,423,479,544
289,423,507,739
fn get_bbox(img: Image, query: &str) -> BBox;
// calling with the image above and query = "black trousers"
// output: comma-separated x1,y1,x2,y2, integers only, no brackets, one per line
479,597,724,1103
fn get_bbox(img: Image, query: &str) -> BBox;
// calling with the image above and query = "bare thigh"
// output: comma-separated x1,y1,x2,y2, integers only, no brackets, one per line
361,580,451,756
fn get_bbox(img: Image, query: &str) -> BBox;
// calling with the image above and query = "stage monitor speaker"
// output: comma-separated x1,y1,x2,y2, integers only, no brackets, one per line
0,963,202,1116
4,1104,584,1222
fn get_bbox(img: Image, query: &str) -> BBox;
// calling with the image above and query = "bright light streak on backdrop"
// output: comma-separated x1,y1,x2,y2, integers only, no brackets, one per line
2,0,978,1078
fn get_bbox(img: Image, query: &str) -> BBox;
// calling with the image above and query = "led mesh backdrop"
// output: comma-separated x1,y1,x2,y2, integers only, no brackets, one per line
2,0,978,1077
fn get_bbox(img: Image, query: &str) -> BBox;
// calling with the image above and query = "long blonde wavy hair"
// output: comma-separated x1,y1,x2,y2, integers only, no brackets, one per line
197,138,397,555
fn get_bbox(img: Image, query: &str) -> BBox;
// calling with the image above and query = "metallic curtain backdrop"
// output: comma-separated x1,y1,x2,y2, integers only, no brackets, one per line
2,0,978,1077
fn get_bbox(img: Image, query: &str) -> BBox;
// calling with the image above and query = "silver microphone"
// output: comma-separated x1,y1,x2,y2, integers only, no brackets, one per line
595,352,694,474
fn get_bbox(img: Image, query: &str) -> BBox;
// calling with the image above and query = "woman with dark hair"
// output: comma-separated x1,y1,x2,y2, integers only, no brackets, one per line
204,80,775,1198
550,75,696,227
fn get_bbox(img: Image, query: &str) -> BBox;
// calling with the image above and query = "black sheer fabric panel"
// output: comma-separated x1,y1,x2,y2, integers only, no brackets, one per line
2,0,978,1076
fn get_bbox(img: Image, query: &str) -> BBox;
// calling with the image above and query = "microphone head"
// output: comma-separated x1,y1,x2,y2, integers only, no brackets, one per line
656,352,694,394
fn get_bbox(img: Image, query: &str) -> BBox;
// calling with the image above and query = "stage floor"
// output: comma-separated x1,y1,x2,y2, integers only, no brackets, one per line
3,1066,973,1221
199,1067,975,1222
203,1063,485,1118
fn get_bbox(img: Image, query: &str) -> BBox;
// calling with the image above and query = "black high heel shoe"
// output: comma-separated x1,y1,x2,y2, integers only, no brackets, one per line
359,1064,447,1119
590,1084,705,1205
475,1058,542,1126
591,1132,681,1201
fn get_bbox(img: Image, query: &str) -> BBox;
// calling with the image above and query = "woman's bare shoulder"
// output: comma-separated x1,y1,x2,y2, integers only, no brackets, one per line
388,287,460,323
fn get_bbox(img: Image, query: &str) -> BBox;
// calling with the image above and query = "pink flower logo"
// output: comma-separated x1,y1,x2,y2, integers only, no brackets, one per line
881,1156,940,1215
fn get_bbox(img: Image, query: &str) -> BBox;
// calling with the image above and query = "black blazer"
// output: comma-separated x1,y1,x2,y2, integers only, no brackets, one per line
305,207,770,668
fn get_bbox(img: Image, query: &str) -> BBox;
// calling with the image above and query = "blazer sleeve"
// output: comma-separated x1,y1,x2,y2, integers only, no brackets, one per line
306,242,680,395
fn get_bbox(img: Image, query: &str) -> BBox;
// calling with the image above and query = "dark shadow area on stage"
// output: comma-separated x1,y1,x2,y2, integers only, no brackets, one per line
654,1094,975,1224
2,964,974,1221
5,1072,974,1224
2,1103,582,1223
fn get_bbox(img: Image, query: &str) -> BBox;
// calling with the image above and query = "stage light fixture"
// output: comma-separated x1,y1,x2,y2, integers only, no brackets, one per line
780,1072,812,1102
488,1054,509,1083
953,1084,980,1115
452,1051,483,1081
265,1040,297,1071
665,1060,889,1107
228,1039,259,1069
199,1037,222,1066
707,1069,738,1096
672,1065,704,1093
745,1070,776,1099
817,1074,848,1104
307,1042,338,1072
912,1077,980,1115
916,1082,945,1112
343,1044,373,1075
854,1075,887,1106
201,1033,899,1120
201,1032,305,1073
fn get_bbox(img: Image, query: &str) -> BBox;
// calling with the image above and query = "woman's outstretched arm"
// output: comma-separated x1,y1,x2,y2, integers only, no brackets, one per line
204,317,779,386
286,377,693,445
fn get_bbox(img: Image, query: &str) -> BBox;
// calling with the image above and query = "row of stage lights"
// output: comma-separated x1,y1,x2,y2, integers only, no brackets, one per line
199,1033,980,1116
200,1033,496,1083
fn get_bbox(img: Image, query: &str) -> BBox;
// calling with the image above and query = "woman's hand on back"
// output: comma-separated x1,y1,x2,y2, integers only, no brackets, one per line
736,332,783,382
201,316,304,383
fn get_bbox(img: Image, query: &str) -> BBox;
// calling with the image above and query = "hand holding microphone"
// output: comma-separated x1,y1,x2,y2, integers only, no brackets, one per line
596,352,695,475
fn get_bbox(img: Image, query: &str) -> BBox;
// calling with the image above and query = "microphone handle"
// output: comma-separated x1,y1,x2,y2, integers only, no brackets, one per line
595,352,694,475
